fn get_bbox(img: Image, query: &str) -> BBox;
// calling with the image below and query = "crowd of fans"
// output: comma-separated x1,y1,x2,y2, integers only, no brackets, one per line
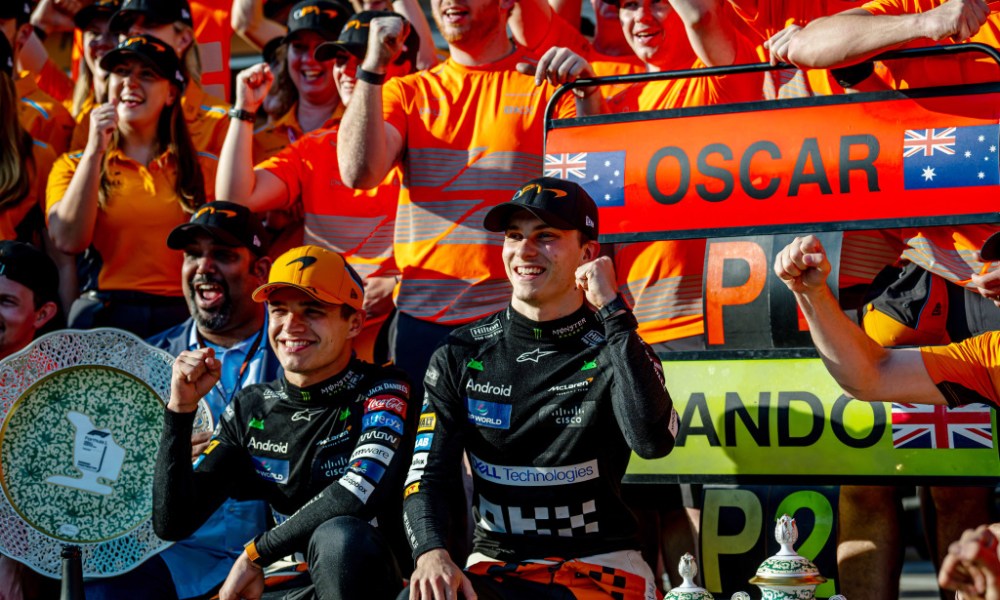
3,0,1000,598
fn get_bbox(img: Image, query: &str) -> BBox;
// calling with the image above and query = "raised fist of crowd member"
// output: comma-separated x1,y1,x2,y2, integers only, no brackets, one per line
922,0,989,41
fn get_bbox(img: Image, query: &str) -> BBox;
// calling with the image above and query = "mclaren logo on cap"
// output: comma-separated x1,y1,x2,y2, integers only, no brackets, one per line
294,5,339,18
344,19,370,29
194,206,237,220
288,256,318,271
514,183,568,199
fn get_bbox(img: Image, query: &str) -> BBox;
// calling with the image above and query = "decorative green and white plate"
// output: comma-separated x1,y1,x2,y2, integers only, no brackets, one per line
0,329,212,578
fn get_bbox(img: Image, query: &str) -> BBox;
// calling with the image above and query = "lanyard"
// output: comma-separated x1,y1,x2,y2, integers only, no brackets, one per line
197,327,266,407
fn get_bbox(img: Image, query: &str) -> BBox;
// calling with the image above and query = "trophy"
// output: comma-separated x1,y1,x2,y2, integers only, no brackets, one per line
665,553,714,600
748,514,828,599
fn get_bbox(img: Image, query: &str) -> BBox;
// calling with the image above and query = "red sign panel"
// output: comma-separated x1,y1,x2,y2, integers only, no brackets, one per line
545,90,1000,240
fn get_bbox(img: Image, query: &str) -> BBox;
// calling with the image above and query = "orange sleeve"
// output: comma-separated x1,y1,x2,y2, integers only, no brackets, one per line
382,77,411,143
45,152,81,221
861,0,912,16
921,331,1000,407
35,59,74,104
258,140,304,209
31,143,56,212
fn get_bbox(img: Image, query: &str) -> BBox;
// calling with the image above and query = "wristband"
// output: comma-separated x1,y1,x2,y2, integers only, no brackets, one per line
228,108,256,123
356,68,386,85
244,538,264,568
595,294,629,323
830,61,875,89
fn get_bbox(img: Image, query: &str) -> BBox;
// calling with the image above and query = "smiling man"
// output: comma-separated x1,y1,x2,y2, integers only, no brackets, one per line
400,177,678,600
154,244,412,600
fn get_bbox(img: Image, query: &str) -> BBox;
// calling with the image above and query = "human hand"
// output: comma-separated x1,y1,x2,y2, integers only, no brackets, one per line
363,15,410,73
763,23,802,65
408,548,477,600
575,255,618,309
235,63,274,113
191,431,213,461
972,259,1000,308
516,46,597,97
363,275,397,319
921,0,989,42
773,235,832,294
87,99,118,155
169,348,220,414
939,524,1000,600
218,552,265,600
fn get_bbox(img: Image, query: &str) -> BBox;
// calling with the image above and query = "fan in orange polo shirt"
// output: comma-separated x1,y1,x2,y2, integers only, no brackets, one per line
47,35,216,338
104,0,230,156
252,0,352,161
219,11,421,363
1,2,75,155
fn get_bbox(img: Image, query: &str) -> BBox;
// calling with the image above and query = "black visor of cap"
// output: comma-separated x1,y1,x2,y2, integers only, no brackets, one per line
981,231,1000,261
99,34,187,88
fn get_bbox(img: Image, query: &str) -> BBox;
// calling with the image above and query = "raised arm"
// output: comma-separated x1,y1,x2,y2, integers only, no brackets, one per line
216,63,289,211
576,256,677,458
46,102,117,254
774,235,946,405
153,348,235,541
669,0,744,66
786,1,989,68
391,0,439,70
338,16,406,189
231,0,287,49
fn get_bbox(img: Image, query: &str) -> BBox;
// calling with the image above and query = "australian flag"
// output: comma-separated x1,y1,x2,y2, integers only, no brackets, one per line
902,124,1000,190
891,403,994,449
544,151,626,207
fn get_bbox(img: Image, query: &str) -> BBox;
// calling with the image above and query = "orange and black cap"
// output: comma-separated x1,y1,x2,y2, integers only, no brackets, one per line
74,0,123,30
253,245,364,310
314,10,418,67
282,0,353,45
484,177,599,241
99,33,186,88
167,201,269,257
109,0,193,33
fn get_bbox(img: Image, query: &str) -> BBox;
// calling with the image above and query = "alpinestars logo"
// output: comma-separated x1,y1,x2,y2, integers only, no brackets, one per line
517,348,557,363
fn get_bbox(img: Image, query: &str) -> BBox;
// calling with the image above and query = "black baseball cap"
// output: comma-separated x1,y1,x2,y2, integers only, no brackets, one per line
99,34,187,88
484,177,599,241
109,0,194,34
167,201,270,257
0,241,59,306
0,1,32,26
74,0,123,30
0,32,13,77
980,230,1000,261
314,10,418,66
282,0,353,44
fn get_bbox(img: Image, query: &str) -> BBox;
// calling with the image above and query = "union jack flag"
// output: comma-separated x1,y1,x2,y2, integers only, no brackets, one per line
891,403,993,449
544,153,588,179
903,128,957,158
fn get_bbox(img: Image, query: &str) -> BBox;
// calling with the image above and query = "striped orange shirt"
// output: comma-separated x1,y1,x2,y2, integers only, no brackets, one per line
381,47,574,325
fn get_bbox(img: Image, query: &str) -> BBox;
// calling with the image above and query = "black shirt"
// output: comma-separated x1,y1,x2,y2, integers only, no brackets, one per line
402,304,677,562
154,358,411,564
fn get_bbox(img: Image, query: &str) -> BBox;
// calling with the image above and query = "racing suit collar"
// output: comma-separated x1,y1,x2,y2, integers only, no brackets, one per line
281,354,363,403
504,304,596,343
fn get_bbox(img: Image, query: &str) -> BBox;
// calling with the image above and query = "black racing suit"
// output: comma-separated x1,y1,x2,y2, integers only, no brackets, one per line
153,358,412,571
402,304,678,564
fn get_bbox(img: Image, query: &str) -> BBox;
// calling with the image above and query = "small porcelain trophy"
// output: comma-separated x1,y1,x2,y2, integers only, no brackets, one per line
664,553,714,600
747,514,829,600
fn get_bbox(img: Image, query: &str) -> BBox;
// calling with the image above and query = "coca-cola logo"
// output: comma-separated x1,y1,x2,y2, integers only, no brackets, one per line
365,394,407,418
